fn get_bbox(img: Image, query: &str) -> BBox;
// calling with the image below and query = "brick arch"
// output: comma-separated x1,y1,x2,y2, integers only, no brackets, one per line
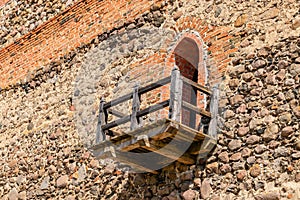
165,32,207,129
165,32,207,85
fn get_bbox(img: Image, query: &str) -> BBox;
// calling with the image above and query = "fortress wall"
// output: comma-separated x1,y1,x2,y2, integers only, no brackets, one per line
0,0,299,199
0,0,165,89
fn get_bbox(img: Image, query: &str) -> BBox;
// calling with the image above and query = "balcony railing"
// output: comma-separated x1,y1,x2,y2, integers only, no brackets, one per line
95,67,218,144
91,67,219,172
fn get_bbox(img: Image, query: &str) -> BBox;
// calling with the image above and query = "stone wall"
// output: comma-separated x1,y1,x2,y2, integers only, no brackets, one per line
0,0,300,199
121,35,300,200
0,0,77,48
0,0,166,89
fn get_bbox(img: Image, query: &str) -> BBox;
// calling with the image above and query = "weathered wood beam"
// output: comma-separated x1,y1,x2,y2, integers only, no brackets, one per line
93,149,158,174
181,76,211,95
107,108,126,118
141,140,195,165
103,76,171,109
91,119,170,150
102,100,169,131
95,97,106,144
208,86,219,139
182,101,211,118
169,67,183,122
196,137,217,160
130,84,141,130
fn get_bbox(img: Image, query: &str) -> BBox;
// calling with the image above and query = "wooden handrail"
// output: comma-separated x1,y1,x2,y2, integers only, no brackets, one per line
96,70,216,144
107,108,126,118
181,76,211,95
103,76,171,109
182,101,211,118
102,100,170,131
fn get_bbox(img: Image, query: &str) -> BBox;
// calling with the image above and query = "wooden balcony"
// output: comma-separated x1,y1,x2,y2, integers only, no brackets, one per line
90,67,219,173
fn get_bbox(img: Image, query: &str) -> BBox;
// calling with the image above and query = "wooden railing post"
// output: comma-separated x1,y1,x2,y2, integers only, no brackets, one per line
130,84,141,130
96,97,106,144
208,85,219,139
169,66,183,122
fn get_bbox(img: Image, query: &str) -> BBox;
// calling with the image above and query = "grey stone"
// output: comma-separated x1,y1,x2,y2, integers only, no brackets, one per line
8,188,18,200
247,156,256,164
18,191,26,200
56,175,69,188
252,59,266,69
281,126,294,137
278,112,292,124
220,164,231,174
77,164,87,182
228,140,242,151
262,124,279,141
246,135,260,144
200,179,212,199
182,189,198,200
255,192,280,200
218,152,229,163
206,162,219,174
230,152,242,161
274,147,290,158
40,176,50,190
250,164,261,177
292,152,300,159
241,148,252,157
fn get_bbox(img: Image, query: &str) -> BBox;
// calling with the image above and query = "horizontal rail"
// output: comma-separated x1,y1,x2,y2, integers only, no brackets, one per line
107,108,126,118
181,76,211,95
103,76,171,109
182,101,211,118
102,100,170,131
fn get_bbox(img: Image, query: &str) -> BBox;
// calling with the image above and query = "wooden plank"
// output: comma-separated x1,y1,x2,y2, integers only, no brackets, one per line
181,76,211,95
138,76,171,96
130,84,141,130
95,97,106,144
189,141,215,155
91,117,219,167
93,150,158,174
107,108,126,118
137,100,169,117
116,123,170,149
122,141,142,151
110,119,169,144
177,122,206,142
102,100,170,131
169,67,183,122
103,76,171,109
182,101,211,118
92,119,170,151
93,119,209,152
101,115,131,131
141,140,195,165
196,137,217,159
122,119,169,138
208,86,219,139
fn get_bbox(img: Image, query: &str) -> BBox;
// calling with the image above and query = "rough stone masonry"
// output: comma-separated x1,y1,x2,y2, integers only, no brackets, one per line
0,0,300,199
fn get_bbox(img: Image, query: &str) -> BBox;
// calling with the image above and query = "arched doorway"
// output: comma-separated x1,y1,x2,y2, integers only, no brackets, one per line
172,35,206,130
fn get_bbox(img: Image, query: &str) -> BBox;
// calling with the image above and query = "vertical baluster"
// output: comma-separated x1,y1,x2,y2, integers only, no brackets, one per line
208,85,219,139
96,97,106,144
130,84,141,130
169,66,183,122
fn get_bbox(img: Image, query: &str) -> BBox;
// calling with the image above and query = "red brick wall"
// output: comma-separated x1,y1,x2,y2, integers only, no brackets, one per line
125,23,239,129
0,4,239,128
0,0,164,89
176,17,239,85
0,4,238,92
